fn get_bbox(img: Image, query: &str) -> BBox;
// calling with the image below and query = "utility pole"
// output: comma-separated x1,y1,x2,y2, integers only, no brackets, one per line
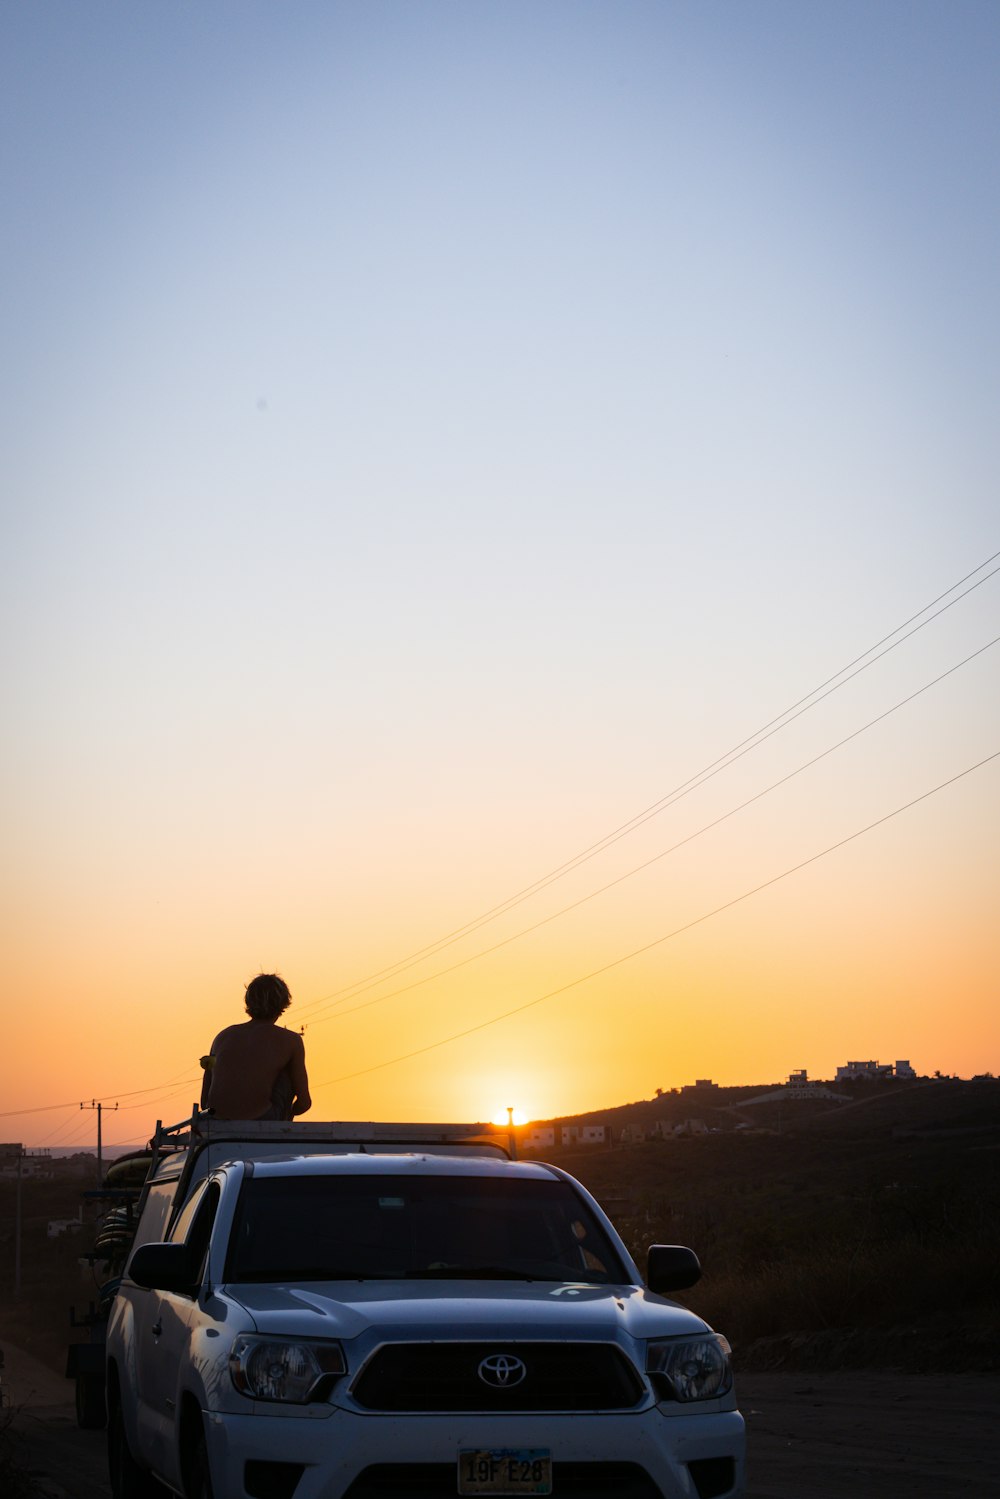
80,1100,118,1181
14,1145,23,1298
506,1106,518,1160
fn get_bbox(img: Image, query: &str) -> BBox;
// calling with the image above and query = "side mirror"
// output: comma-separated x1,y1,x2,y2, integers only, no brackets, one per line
646,1244,701,1293
128,1242,200,1294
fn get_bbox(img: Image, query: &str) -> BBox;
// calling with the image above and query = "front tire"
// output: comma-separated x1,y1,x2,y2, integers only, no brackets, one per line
186,1431,214,1499
107,1395,160,1499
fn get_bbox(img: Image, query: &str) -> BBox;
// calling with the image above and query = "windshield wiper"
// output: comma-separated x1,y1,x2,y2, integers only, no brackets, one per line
405,1266,547,1280
236,1265,588,1283
236,1268,379,1282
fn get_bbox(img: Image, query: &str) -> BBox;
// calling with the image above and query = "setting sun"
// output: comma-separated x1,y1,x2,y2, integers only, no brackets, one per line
491,1107,530,1128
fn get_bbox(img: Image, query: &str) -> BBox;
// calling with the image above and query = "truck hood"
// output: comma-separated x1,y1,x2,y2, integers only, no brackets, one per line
226,1280,710,1344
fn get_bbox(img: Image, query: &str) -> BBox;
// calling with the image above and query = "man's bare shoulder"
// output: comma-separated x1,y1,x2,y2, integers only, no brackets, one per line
210,1022,257,1052
212,1023,245,1043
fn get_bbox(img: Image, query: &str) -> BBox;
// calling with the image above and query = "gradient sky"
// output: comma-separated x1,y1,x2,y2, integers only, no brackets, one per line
2,1,997,1152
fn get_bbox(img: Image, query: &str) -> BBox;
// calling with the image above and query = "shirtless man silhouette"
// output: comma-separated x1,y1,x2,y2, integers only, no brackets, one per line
200,973,311,1121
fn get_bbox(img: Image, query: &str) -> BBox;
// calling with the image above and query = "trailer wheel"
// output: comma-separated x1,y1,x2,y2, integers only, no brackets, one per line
75,1370,107,1429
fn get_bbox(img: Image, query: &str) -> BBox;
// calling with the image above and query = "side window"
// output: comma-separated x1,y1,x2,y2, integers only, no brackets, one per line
170,1181,221,1286
131,1180,180,1250
168,1181,208,1244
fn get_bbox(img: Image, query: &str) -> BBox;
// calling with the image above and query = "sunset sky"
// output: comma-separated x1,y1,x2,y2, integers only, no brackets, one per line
2,2,997,1153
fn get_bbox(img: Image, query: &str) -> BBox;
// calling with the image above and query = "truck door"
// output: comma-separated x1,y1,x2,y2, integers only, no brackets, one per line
135,1180,219,1483
126,1176,184,1457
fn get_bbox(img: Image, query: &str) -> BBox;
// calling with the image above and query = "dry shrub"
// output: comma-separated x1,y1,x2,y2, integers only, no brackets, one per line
0,1408,45,1498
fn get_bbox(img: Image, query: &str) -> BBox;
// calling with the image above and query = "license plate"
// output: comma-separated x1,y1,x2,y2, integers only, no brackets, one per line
458,1448,552,1495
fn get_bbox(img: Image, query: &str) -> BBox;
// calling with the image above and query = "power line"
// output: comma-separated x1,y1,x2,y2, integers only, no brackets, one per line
311,747,1000,1090
295,550,1000,1026
7,560,997,1127
0,1068,201,1122
9,1079,200,1144
36,1107,96,1147
116,1082,199,1113
36,1112,97,1150
102,1140,168,1151
300,631,1000,1031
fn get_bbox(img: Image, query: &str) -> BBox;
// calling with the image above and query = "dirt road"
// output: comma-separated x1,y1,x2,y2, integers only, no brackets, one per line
740,1372,1000,1497
4,1347,998,1497
2,1343,109,1498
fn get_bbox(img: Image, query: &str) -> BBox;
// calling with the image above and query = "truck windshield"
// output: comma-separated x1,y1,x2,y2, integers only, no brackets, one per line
225,1174,628,1284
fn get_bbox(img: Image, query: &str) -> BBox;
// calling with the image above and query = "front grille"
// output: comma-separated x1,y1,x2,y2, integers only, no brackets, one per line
352,1342,644,1412
343,1462,664,1498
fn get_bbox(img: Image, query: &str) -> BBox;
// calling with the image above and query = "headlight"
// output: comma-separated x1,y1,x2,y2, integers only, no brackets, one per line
646,1333,733,1402
229,1335,346,1403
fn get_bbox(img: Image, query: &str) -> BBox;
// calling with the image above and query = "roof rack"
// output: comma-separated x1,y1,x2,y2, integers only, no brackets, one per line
149,1107,517,1169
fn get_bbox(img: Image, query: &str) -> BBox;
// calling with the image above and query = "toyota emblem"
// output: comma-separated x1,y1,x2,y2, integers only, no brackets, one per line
478,1353,527,1388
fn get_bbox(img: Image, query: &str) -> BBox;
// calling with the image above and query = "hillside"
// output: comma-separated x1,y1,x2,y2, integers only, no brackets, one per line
536,1074,1000,1141
0,1078,997,1377
550,1077,1000,1372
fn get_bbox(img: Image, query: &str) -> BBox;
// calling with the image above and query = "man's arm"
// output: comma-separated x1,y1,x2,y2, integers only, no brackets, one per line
288,1032,311,1117
199,1032,222,1109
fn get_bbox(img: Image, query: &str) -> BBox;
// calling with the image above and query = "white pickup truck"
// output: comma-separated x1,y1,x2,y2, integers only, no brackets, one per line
105,1115,745,1499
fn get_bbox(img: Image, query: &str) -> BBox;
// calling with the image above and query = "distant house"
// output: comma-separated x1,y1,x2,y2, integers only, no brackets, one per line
835,1060,914,1081
0,1143,22,1180
47,1217,83,1239
560,1125,606,1147
681,1079,719,1095
523,1123,606,1151
0,1147,52,1180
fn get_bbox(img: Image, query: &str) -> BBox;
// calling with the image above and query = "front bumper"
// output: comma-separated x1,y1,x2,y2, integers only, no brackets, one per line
203,1406,746,1498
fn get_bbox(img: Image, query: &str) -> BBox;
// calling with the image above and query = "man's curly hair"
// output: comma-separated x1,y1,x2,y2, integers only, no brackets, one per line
244,972,292,1022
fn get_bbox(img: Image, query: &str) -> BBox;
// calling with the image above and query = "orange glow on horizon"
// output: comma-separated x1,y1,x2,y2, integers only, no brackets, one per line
491,1107,530,1128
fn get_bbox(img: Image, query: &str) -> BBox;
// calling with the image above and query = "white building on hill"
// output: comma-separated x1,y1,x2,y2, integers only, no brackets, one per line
835,1060,915,1080
561,1124,606,1147
522,1124,606,1151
